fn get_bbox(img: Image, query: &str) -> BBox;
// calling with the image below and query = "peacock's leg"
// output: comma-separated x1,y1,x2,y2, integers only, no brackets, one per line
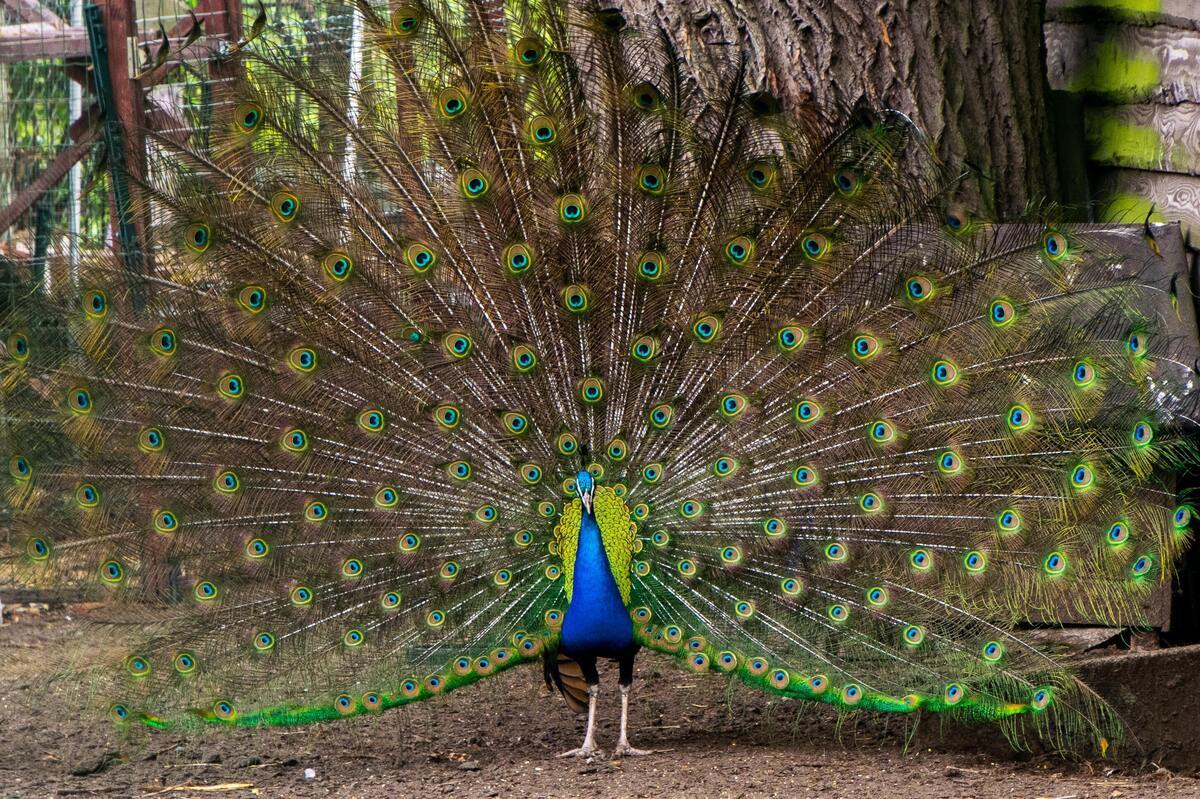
558,656,604,758
612,648,651,757
557,684,602,758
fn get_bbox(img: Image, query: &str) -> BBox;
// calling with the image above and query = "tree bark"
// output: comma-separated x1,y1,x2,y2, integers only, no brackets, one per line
622,0,1061,219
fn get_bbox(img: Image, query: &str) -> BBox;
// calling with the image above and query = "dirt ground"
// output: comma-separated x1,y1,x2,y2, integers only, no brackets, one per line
2,607,1199,799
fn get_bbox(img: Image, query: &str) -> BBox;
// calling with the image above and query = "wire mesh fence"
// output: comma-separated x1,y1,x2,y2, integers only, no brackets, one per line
2,0,96,307
0,0,366,314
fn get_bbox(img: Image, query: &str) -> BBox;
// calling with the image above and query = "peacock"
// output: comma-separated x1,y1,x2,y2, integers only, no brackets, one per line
2,0,1197,760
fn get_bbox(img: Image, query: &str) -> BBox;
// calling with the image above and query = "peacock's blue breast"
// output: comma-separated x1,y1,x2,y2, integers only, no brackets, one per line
561,512,634,655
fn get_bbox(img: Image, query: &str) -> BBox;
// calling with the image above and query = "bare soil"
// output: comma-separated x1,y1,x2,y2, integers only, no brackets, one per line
1,606,1198,798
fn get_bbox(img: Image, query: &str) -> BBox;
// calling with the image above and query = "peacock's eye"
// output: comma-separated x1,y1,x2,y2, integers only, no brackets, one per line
792,465,818,487
833,167,862,196
793,399,821,425
631,82,664,110
637,165,667,195
636,251,667,281
801,232,829,260
850,334,880,360
288,347,317,373
237,285,267,314
1007,404,1033,431
432,403,460,430
503,243,533,275
528,115,556,145
7,331,29,362
776,324,806,352
557,193,588,224
1043,551,1067,575
443,332,474,359
271,191,300,222
931,359,960,386
214,470,241,494
1072,359,1096,388
304,501,328,522
76,482,100,507
630,334,661,363
937,450,964,475
149,327,177,357
724,236,755,266
746,162,776,190
649,403,674,429
358,408,386,432
562,284,591,313
282,427,309,452
945,206,971,233
719,392,747,418
693,314,722,343
405,242,437,274
556,431,578,455
905,275,934,303
235,102,263,133
1043,230,1068,260
436,87,469,118
323,252,353,282
512,344,538,373
83,289,108,319
1128,331,1149,360
514,36,545,66
374,486,398,508
989,298,1016,328
502,411,529,435
997,508,1022,533
139,427,165,452
67,387,93,414
460,169,490,199
390,4,423,35
185,223,211,253
578,377,605,404
869,420,895,444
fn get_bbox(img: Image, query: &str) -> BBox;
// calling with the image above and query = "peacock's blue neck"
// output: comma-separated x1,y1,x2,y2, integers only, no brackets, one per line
561,508,634,656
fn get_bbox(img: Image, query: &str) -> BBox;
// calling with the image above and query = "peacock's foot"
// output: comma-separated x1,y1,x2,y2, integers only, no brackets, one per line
611,742,653,758
557,744,604,759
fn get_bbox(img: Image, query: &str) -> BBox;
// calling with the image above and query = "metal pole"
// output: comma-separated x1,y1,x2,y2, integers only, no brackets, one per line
343,2,363,186
68,0,84,286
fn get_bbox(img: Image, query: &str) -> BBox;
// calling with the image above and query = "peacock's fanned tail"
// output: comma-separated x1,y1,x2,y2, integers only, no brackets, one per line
1,0,1195,754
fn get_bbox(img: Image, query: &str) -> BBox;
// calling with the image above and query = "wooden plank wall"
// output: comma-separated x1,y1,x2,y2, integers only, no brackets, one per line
1046,0,1200,253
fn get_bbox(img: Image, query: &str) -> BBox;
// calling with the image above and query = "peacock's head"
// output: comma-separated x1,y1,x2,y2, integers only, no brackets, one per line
574,470,595,514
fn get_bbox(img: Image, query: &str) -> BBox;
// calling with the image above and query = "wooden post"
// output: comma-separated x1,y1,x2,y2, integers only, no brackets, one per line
104,0,150,294
205,0,242,80
85,0,145,309
97,0,140,180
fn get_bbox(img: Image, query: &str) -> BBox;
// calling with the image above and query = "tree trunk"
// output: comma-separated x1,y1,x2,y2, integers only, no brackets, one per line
623,0,1062,219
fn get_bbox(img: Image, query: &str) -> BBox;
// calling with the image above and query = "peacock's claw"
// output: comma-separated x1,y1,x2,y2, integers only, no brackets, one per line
557,745,604,759
611,743,652,758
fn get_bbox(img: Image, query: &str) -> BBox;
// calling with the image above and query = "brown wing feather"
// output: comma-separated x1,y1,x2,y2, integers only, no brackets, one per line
543,652,589,715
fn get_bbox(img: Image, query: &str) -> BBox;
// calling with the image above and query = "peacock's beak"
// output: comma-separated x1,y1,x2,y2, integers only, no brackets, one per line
581,491,593,514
